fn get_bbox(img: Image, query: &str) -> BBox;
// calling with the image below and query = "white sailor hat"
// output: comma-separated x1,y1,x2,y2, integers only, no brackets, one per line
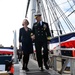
34,12,41,16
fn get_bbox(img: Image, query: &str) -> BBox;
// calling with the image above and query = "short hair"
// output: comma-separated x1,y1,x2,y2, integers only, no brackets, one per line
22,19,29,26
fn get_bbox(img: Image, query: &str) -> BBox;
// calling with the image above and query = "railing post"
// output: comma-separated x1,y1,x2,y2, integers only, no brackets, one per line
13,30,18,63
53,56,57,71
70,58,75,75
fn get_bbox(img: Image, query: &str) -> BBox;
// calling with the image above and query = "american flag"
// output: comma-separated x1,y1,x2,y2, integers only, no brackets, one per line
0,47,13,55
50,32,75,49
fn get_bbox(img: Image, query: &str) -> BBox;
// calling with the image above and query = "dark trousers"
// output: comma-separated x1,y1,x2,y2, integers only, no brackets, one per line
23,53,30,68
18,54,22,61
35,41,48,67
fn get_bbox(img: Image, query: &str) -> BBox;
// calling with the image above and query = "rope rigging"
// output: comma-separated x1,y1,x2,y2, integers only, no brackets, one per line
25,0,75,37
57,0,72,6
67,0,75,16
56,0,75,17
25,0,30,18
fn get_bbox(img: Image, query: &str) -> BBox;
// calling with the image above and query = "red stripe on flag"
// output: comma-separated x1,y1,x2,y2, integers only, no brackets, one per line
61,40,75,48
0,51,13,54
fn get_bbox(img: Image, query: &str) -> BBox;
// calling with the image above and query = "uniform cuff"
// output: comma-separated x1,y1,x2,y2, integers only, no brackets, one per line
47,37,50,40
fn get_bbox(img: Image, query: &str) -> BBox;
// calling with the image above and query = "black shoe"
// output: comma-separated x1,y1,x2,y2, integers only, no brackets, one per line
19,59,20,61
45,64,49,70
58,70,61,74
22,67,25,70
39,67,44,71
25,68,29,71
65,67,70,71
22,64,25,70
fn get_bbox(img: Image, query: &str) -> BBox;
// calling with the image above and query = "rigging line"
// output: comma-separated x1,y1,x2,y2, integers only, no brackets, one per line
36,0,41,12
44,4,75,15
53,2,70,33
50,0,64,35
57,0,72,6
39,1,46,21
41,6,45,21
67,0,75,12
46,0,56,36
52,1,63,34
50,0,63,35
67,0,75,16
45,0,54,37
45,0,52,27
45,0,55,29
48,0,60,35
63,6,75,31
52,0,65,34
49,1,75,15
43,0,49,22
53,0,75,31
25,0,30,18
67,0,74,9
61,4,75,15
50,0,72,32
67,10,75,16
54,0,75,17
50,3,75,31
40,4,45,21
41,0,48,22
53,0,74,31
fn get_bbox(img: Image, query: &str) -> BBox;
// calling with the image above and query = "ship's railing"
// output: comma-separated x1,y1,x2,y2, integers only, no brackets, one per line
32,48,75,75
48,48,75,75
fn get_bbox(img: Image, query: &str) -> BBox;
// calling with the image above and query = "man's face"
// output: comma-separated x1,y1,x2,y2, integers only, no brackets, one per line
35,15,41,21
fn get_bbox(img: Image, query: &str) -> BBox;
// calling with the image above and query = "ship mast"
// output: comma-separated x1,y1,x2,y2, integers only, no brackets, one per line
25,0,75,36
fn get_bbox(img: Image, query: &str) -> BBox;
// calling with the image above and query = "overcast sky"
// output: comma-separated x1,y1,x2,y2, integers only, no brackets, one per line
0,0,75,47
0,0,27,47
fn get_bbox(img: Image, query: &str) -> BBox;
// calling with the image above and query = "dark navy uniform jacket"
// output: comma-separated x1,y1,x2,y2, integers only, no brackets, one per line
32,21,51,42
19,27,33,54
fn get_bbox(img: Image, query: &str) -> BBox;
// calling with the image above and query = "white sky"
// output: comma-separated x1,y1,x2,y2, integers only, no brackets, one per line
0,0,27,47
0,0,75,47
56,0,75,27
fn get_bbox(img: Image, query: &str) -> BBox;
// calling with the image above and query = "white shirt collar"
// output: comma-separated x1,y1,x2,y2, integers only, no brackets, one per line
40,21,42,26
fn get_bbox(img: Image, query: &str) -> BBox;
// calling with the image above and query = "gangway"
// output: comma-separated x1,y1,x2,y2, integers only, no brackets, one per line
14,56,73,75
14,0,75,75
14,58,60,75
1,0,75,75
14,51,75,75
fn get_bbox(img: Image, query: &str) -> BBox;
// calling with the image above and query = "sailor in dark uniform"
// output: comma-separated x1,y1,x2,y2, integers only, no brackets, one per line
31,12,51,71
19,19,33,71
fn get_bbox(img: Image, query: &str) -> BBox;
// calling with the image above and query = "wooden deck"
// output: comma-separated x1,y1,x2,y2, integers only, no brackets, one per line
14,58,71,75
